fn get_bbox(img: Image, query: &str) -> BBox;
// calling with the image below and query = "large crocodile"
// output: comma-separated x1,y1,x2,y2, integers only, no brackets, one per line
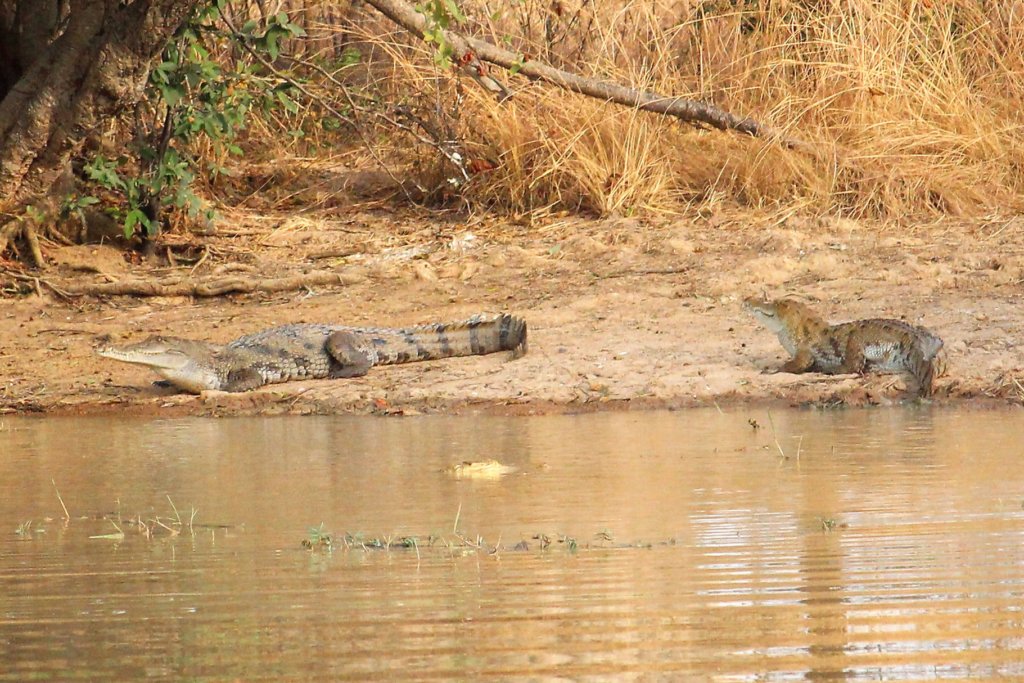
742,297,943,397
98,313,527,393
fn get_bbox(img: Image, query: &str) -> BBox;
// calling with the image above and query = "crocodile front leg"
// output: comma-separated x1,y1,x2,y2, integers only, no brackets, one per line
222,367,266,392
780,348,816,373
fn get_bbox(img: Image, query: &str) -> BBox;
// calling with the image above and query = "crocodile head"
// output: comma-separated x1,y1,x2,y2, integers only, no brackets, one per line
742,296,794,335
742,296,828,357
97,336,226,393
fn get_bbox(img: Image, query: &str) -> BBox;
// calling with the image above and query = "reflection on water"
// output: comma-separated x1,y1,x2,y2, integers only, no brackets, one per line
2,408,1024,680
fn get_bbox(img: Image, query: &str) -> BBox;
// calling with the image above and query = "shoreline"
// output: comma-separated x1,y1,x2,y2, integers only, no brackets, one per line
5,212,1024,419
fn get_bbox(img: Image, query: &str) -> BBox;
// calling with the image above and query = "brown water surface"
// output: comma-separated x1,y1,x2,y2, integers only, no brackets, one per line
2,408,1024,680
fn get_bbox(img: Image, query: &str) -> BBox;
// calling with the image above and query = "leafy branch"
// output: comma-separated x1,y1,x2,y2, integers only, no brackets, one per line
81,1,307,239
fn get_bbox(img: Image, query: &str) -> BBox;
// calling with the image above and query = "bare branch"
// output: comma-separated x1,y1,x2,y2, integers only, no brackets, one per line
0,268,365,298
362,0,818,155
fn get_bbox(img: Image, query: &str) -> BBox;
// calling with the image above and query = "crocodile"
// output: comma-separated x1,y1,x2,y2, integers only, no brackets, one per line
98,313,527,394
742,297,944,397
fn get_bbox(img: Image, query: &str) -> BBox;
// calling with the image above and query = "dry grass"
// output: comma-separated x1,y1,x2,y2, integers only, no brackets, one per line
232,0,1024,222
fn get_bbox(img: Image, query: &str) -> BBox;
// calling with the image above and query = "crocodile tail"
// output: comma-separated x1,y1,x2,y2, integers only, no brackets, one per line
908,345,942,397
914,355,935,397
912,333,944,397
373,313,527,365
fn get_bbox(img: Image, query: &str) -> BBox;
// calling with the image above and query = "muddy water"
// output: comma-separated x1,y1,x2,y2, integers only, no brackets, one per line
2,409,1024,680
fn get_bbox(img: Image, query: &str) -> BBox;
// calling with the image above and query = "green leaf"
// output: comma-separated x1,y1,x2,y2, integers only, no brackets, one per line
84,156,126,191
125,208,143,234
266,31,280,60
283,22,306,37
158,84,185,107
276,90,299,113
124,208,155,238
443,0,466,22
433,46,453,69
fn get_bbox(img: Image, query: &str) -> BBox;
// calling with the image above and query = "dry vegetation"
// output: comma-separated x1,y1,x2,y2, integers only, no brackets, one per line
7,3,1024,415
233,0,1024,224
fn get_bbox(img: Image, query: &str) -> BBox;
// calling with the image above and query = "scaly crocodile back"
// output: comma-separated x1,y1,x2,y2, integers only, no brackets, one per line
99,313,528,393
222,313,526,382
827,319,943,396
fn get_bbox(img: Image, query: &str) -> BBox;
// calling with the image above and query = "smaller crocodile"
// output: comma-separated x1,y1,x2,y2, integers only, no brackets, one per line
98,313,527,393
743,297,944,397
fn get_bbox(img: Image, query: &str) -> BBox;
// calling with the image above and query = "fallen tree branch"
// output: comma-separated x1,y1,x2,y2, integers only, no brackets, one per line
220,11,466,191
362,0,817,155
591,266,692,280
55,270,365,298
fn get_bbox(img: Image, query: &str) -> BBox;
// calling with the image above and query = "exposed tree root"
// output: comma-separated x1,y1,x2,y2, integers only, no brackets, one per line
364,0,818,155
3,269,365,298
0,223,18,259
0,220,45,268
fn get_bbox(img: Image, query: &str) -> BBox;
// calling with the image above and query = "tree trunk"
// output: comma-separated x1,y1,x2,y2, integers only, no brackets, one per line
0,0,201,265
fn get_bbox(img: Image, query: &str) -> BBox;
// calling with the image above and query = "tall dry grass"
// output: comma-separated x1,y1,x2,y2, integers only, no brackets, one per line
241,0,1024,221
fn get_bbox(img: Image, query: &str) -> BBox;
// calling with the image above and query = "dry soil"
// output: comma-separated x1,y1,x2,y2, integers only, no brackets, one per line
4,206,1024,417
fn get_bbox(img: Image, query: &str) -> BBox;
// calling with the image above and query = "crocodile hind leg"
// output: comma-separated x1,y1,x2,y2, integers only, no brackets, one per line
325,330,375,378
837,341,866,376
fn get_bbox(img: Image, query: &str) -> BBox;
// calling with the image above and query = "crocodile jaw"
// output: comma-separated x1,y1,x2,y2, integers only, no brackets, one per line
742,297,803,357
98,345,191,370
742,297,786,334
97,339,222,393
